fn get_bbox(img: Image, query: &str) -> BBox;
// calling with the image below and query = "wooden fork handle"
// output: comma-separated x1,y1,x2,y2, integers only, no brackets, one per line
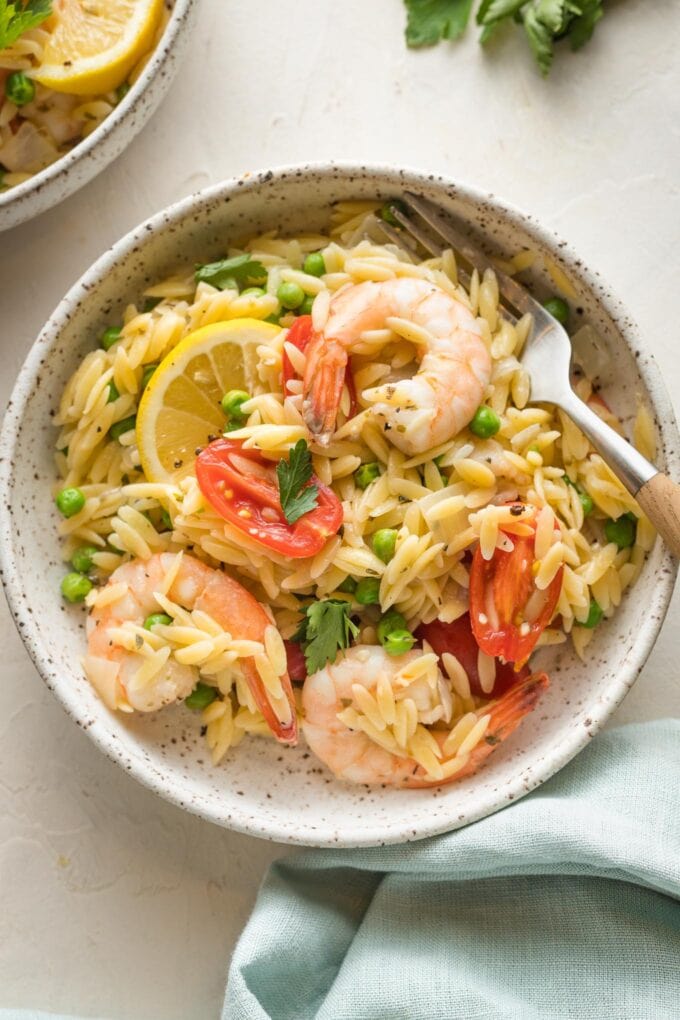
635,474,680,558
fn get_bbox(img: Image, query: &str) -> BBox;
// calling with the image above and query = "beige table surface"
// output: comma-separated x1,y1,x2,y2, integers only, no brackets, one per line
1,1,679,1016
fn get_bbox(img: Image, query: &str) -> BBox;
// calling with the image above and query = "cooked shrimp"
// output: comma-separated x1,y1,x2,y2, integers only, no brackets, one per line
302,278,491,455
84,552,297,743
301,644,547,786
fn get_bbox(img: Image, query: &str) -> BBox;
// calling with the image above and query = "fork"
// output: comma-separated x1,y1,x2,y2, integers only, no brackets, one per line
380,193,680,558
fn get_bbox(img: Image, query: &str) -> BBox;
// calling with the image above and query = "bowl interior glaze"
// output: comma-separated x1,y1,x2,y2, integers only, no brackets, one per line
1,164,677,847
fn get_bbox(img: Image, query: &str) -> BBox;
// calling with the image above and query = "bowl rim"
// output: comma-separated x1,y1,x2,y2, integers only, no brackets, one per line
1,160,677,847
0,0,197,223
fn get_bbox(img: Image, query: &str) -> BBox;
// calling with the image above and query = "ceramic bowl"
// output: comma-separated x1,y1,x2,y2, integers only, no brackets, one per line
0,0,199,233
1,163,677,847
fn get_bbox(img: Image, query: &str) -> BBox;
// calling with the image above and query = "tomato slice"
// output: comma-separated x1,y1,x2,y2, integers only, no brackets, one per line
195,438,343,559
416,613,528,698
469,506,563,667
284,639,307,684
282,314,358,416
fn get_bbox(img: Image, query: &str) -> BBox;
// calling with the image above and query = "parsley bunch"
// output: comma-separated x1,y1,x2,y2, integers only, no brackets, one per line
0,0,51,50
404,0,604,75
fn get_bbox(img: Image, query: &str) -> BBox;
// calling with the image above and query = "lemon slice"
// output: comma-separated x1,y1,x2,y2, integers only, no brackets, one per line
136,319,280,483
34,0,164,96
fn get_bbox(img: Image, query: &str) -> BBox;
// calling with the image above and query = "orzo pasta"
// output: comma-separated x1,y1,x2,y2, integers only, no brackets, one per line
53,201,654,787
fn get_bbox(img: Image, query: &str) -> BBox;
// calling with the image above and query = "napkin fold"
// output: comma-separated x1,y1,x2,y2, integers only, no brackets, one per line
224,720,680,1020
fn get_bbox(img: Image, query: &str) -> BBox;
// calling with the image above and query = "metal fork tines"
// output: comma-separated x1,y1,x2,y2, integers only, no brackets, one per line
382,191,658,500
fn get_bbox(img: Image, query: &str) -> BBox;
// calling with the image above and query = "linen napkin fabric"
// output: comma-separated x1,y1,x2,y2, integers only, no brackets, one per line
224,720,680,1020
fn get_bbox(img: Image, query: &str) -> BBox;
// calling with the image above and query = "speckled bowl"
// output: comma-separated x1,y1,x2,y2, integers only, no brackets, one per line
0,0,199,233
1,163,677,847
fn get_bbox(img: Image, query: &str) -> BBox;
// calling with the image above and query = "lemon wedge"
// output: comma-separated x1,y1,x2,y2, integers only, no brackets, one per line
136,319,281,483
34,0,164,96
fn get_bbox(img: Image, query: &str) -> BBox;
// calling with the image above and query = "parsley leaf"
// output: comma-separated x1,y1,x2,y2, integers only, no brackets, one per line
522,4,555,74
403,0,605,73
294,599,359,675
568,0,602,50
0,0,51,49
276,439,319,525
405,0,474,46
194,254,267,291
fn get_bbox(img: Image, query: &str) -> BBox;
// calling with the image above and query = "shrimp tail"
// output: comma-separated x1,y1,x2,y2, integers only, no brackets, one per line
454,671,549,781
302,333,348,445
242,660,298,745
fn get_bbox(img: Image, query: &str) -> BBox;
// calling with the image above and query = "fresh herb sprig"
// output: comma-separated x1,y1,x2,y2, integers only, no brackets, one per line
276,439,319,525
194,254,267,291
293,599,359,675
0,0,51,50
404,0,604,75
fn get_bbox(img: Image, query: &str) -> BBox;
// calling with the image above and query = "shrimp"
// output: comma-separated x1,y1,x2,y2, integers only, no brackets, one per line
84,552,297,743
301,644,547,786
302,278,491,455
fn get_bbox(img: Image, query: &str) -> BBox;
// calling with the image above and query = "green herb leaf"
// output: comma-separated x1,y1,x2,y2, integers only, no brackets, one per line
477,0,524,25
276,439,319,525
0,0,51,50
522,5,554,74
404,0,474,47
295,599,359,675
194,254,267,291
568,0,602,50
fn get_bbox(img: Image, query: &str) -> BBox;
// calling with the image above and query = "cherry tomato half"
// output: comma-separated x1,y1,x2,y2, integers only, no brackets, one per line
416,613,528,699
469,506,563,667
196,438,343,559
282,314,358,416
284,639,307,684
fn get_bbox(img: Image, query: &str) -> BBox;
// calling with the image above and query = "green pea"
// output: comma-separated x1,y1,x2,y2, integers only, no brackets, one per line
383,629,416,656
144,613,173,630
277,281,305,310
5,71,35,106
604,514,636,549
106,381,120,403
185,682,218,710
298,294,315,316
143,297,161,312
241,287,266,297
141,364,158,389
372,528,398,563
377,609,407,645
160,508,172,531
116,82,130,102
379,200,407,226
337,576,357,594
70,546,99,574
581,600,604,629
100,326,122,351
56,487,85,518
265,313,281,326
61,572,92,603
543,296,570,327
354,462,381,489
303,252,326,277
469,406,501,439
221,389,250,418
224,420,243,433
109,415,137,441
355,577,381,606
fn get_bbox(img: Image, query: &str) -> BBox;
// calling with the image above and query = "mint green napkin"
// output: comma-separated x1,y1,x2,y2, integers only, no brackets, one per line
224,721,680,1019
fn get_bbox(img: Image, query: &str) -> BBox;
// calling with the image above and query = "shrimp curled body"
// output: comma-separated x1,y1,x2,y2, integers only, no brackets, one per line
85,552,297,743
301,644,547,787
302,278,492,454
